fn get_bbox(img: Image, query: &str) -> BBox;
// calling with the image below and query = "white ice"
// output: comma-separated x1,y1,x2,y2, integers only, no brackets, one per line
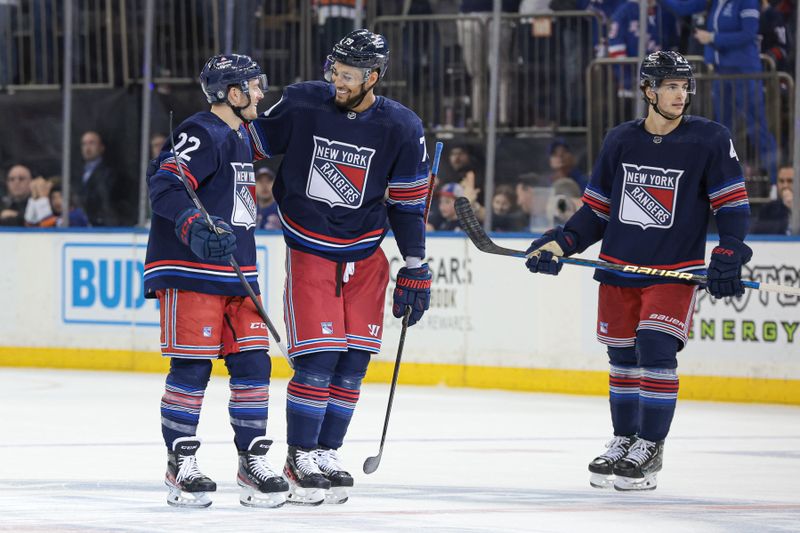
0,368,798,533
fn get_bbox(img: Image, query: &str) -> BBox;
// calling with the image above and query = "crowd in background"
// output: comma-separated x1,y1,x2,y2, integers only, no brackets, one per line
0,0,797,234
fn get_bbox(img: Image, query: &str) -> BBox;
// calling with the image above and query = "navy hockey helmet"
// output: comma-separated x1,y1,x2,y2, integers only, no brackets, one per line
199,54,267,104
325,29,390,83
639,51,695,94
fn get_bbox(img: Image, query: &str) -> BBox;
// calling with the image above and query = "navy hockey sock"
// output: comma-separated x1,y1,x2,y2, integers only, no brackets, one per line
286,370,331,449
638,368,679,441
609,364,641,436
317,349,369,449
161,358,212,448
318,376,362,449
225,351,271,450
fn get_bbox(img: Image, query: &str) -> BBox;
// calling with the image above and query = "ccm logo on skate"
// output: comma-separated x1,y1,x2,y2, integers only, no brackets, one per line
62,243,159,326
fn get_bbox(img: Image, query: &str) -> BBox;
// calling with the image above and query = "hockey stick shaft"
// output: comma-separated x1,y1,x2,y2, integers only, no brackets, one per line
168,112,292,364
423,141,444,224
363,142,444,475
362,307,411,475
454,197,800,297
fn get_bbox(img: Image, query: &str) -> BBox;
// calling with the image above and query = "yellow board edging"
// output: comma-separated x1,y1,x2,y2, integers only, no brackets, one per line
1,347,797,405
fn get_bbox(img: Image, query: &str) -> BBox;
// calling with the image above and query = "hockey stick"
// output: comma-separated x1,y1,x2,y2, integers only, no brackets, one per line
455,196,800,296
168,112,292,365
363,141,444,475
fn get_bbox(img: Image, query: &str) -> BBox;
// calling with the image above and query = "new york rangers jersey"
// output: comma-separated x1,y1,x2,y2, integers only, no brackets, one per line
568,115,750,287
247,81,429,262
144,111,260,297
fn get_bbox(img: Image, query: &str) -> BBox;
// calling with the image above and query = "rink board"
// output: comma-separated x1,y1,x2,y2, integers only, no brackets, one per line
0,229,798,404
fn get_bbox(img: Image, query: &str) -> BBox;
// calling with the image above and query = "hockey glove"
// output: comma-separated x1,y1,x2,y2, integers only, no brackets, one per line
392,264,432,327
174,207,237,262
706,235,752,298
525,227,578,275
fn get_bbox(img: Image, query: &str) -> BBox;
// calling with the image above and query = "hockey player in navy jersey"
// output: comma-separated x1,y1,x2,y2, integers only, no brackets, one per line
144,54,289,508
247,29,432,505
524,51,751,491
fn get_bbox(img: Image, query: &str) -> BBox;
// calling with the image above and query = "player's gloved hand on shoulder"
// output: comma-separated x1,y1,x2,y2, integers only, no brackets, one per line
525,227,578,275
174,207,237,261
146,157,160,180
392,264,432,327
706,235,752,298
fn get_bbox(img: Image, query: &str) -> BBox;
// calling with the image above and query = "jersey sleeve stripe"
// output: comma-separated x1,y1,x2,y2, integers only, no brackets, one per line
582,187,611,220
160,158,199,190
708,179,749,213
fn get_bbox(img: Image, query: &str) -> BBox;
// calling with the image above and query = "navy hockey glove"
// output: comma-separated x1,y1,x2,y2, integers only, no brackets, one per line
392,264,432,327
706,236,753,298
525,227,577,275
174,208,237,261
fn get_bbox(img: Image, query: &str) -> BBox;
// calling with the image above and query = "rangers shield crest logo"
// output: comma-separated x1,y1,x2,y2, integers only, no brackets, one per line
619,163,683,229
307,136,375,209
230,162,257,229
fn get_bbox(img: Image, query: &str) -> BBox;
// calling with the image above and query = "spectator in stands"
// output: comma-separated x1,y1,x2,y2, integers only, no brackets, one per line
433,182,464,231
1,164,32,226
255,166,280,230
661,0,779,186
457,0,521,126
443,143,485,204
548,137,588,190
490,184,527,231
150,132,167,159
760,0,792,73
76,130,118,226
23,174,54,225
24,177,89,227
609,1,680,96
515,171,550,231
751,165,793,234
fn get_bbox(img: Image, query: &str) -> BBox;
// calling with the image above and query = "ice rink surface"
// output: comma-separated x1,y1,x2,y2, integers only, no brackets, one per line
0,368,798,533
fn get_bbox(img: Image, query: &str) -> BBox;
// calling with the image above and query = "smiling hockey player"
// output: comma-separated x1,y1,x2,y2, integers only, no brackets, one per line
144,54,288,508
247,29,432,505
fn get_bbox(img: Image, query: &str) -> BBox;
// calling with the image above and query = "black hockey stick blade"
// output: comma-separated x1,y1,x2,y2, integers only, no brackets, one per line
455,197,525,258
363,307,412,474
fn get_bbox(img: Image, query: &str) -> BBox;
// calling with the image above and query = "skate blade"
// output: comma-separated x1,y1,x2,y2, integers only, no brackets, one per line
589,473,614,489
166,485,212,508
324,486,349,504
286,485,325,506
239,487,287,508
613,474,658,492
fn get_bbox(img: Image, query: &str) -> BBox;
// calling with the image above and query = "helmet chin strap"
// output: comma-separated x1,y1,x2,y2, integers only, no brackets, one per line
227,90,252,123
649,92,691,121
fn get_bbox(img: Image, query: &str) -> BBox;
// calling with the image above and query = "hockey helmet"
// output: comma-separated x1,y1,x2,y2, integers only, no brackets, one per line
199,54,267,104
639,51,695,94
325,29,390,83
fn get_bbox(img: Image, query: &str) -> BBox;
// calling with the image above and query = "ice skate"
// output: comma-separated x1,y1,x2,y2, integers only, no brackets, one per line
588,435,637,489
316,447,354,504
283,446,331,505
613,439,664,491
165,437,216,508
237,437,289,508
